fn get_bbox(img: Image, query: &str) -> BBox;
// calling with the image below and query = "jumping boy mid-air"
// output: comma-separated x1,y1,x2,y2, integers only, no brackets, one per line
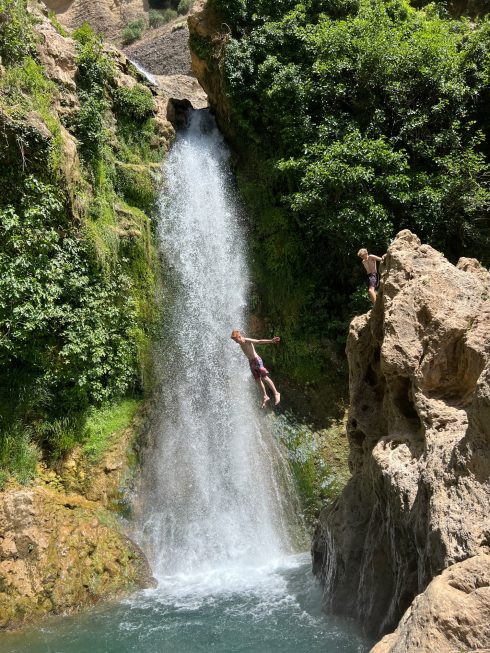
357,248,383,304
231,330,281,408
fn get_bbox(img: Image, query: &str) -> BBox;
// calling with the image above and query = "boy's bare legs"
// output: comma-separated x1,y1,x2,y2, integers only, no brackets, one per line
264,376,280,405
368,287,377,304
255,378,270,408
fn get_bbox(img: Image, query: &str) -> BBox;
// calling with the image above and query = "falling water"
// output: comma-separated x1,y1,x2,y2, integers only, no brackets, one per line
136,109,296,579
128,58,158,86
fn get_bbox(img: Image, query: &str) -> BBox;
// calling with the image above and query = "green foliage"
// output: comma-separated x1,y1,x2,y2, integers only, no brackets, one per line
0,424,38,486
116,165,157,214
0,0,33,64
148,8,177,27
74,92,109,161
73,23,116,92
272,412,349,527
113,84,156,121
211,0,490,384
122,19,146,44
0,178,140,414
82,399,140,461
0,56,63,174
48,10,68,36
177,0,194,14
0,2,165,476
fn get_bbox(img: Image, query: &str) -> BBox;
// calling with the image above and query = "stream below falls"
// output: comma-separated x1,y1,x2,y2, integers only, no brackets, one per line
0,111,372,653
1,554,370,653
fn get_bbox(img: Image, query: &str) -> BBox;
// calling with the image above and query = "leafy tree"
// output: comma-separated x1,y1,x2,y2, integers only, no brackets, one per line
208,0,490,381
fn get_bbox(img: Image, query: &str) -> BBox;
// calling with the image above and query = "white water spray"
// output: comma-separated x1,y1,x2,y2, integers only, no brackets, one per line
128,58,157,86
137,111,298,581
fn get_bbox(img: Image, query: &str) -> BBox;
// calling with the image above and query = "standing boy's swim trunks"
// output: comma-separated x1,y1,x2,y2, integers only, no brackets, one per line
366,272,380,289
249,356,269,380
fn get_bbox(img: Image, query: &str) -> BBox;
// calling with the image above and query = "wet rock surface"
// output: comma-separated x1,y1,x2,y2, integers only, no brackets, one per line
312,230,490,641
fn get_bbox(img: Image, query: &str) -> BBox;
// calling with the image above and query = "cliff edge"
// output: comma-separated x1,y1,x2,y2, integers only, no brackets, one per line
312,230,490,648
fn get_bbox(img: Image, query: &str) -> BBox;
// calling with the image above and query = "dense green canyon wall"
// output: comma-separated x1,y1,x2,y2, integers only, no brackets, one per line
0,0,174,625
0,0,173,482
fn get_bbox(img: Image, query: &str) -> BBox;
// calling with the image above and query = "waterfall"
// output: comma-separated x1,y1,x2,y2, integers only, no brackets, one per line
128,58,158,86
137,110,297,580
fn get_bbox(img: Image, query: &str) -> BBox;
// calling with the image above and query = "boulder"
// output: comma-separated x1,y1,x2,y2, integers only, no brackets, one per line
312,230,490,639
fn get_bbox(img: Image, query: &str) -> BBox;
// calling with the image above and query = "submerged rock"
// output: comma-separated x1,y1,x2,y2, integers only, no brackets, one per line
312,230,490,641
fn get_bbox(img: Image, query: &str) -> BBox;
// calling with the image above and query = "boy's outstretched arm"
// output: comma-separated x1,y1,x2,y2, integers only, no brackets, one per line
369,254,382,261
245,337,281,345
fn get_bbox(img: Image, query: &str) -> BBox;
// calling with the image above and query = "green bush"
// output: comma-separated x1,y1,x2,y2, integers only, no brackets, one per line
74,91,109,160
149,8,177,27
73,23,115,92
0,0,33,64
113,84,156,120
177,0,194,15
210,0,490,381
122,19,146,44
0,178,141,416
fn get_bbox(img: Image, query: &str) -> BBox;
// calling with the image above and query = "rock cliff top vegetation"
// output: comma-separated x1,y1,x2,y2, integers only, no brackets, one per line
193,0,490,390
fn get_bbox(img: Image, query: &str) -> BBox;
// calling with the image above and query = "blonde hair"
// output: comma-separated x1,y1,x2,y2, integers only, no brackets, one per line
357,248,368,258
231,330,241,339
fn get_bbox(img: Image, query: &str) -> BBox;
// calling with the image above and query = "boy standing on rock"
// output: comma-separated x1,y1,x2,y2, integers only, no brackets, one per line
358,248,383,304
231,330,281,408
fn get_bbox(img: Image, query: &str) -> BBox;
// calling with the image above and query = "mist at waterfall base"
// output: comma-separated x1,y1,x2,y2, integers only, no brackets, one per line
0,112,371,653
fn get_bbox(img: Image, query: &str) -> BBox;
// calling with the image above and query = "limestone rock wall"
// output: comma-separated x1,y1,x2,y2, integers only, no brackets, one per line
0,485,152,630
312,230,490,640
371,551,490,653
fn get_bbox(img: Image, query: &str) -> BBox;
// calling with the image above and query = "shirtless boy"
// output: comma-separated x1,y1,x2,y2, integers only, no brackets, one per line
230,330,281,408
357,248,382,304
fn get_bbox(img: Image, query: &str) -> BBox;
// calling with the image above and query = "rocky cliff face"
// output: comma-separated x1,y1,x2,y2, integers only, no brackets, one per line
187,1,233,138
0,484,151,630
42,0,148,43
371,550,490,653
312,231,490,643
44,0,207,116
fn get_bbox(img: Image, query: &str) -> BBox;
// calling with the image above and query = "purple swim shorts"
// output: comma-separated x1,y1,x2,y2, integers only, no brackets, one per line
249,356,269,380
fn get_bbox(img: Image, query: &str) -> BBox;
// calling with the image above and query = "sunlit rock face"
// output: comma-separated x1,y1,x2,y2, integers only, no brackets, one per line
312,230,490,640
42,0,148,43
370,550,490,653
